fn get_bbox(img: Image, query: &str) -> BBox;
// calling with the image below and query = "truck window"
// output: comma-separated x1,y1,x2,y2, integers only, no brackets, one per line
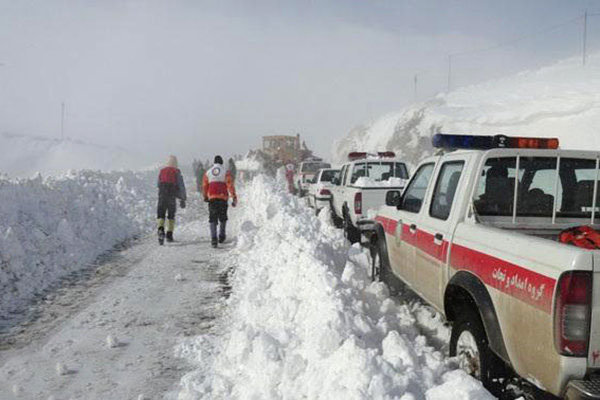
474,157,517,216
430,161,464,220
320,170,338,182
365,162,408,181
400,163,435,213
351,163,366,184
558,158,599,218
475,156,600,219
394,163,409,179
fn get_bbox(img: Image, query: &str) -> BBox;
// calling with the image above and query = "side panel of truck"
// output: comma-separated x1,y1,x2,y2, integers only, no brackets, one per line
450,223,593,394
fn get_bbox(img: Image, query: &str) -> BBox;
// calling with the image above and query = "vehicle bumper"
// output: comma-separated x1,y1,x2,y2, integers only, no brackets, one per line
565,378,600,400
315,197,331,210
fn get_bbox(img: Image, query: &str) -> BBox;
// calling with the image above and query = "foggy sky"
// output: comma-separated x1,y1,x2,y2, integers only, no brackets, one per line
0,0,597,167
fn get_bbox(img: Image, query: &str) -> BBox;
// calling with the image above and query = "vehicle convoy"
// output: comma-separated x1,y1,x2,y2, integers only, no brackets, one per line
330,152,409,243
306,168,340,212
363,133,600,399
296,160,332,196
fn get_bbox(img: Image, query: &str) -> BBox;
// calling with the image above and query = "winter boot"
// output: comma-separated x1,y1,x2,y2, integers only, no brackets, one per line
219,221,226,243
158,226,165,246
210,222,218,248
166,219,175,242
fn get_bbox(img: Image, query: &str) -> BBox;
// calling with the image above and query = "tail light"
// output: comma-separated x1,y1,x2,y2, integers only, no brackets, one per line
354,192,362,215
554,271,592,357
319,188,331,196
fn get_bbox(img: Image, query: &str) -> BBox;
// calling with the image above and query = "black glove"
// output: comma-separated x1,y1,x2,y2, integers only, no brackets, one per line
204,197,209,203
180,200,186,209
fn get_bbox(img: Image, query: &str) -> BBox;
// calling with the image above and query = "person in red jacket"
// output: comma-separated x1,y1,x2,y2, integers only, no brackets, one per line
202,155,237,248
157,155,186,245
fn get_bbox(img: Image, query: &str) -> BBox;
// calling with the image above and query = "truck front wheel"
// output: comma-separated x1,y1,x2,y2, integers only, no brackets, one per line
449,309,494,388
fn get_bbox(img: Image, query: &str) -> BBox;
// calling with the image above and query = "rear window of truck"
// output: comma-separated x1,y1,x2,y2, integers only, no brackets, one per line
474,156,600,219
301,162,331,173
350,162,408,184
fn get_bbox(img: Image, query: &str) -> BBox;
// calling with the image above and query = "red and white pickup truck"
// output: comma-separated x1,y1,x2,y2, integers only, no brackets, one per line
364,134,600,399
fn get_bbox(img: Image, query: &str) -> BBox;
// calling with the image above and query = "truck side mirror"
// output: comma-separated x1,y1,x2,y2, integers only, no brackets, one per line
385,190,402,207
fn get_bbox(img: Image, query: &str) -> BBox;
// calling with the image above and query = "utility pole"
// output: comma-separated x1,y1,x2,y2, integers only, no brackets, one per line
583,10,588,66
447,55,452,92
414,74,418,101
60,102,65,141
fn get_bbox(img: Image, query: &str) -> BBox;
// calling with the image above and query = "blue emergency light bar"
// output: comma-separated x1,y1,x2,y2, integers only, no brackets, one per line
432,134,559,150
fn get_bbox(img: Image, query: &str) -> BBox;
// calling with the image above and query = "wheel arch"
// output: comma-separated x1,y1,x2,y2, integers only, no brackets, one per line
444,271,511,366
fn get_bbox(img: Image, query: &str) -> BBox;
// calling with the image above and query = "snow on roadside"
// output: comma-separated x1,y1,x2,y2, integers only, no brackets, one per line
0,169,159,319
177,175,493,399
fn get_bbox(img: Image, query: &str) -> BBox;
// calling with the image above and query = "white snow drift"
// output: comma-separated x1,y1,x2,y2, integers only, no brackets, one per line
177,176,493,399
0,169,159,319
335,54,600,166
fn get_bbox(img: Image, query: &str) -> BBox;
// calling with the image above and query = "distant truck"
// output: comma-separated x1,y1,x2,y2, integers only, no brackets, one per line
295,160,331,197
306,168,340,213
363,133,600,399
330,152,409,242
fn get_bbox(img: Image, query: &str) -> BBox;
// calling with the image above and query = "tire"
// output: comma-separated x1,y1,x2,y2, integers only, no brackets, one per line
331,207,344,228
343,212,361,244
372,236,401,294
449,308,496,389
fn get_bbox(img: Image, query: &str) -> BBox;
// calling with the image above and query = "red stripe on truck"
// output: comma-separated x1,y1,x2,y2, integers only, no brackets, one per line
375,216,397,235
450,244,555,314
375,215,555,313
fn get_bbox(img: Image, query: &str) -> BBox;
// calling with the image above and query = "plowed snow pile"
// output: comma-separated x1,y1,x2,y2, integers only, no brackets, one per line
0,170,158,319
177,175,493,399
335,54,600,166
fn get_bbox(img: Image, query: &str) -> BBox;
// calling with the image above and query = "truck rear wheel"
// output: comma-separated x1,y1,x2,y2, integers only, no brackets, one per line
343,213,361,244
450,309,494,388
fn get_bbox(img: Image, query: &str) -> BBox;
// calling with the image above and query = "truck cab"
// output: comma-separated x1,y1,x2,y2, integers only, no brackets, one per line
330,152,409,242
368,134,600,399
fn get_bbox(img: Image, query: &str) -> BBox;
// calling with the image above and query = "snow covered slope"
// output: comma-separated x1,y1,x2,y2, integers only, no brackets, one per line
334,54,600,167
0,170,159,320
0,133,143,178
177,175,493,399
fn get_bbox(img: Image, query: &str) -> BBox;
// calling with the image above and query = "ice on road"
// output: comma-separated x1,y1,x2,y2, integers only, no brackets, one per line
0,209,232,399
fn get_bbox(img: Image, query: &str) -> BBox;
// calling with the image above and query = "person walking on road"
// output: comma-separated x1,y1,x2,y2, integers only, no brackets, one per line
157,155,187,245
202,155,237,248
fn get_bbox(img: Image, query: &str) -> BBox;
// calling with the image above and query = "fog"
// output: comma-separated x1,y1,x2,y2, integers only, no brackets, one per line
0,0,596,167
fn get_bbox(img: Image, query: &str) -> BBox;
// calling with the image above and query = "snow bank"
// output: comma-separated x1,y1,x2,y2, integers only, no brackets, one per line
334,53,600,167
177,176,493,399
0,132,147,178
0,169,158,319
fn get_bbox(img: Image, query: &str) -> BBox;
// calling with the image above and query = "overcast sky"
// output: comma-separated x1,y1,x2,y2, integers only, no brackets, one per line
0,0,598,166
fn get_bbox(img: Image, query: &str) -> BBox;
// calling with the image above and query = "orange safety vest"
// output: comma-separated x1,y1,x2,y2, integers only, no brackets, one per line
203,164,237,201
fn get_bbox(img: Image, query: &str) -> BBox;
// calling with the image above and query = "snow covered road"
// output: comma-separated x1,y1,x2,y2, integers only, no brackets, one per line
0,211,232,399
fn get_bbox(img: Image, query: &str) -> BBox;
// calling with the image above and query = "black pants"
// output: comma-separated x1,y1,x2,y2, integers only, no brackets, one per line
208,199,228,223
157,196,177,220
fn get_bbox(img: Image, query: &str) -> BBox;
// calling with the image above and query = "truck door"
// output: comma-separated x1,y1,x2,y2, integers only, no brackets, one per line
390,162,436,284
416,158,465,309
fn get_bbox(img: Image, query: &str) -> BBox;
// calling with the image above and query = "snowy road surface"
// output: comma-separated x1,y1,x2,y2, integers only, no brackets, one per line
0,211,231,399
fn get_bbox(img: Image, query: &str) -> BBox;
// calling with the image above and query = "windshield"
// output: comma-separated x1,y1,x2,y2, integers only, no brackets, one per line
474,156,600,220
301,162,331,173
